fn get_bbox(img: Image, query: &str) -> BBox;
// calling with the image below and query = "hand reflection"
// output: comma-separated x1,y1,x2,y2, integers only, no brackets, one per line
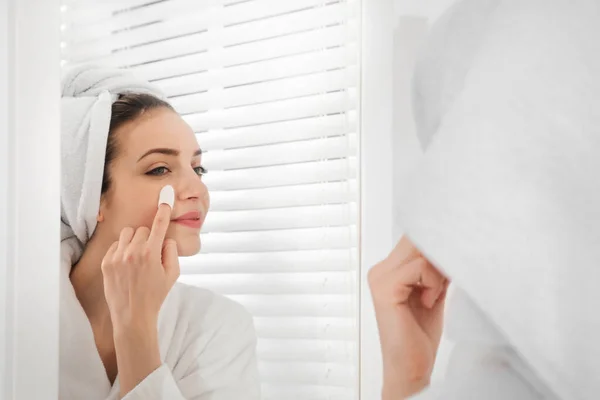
369,236,449,399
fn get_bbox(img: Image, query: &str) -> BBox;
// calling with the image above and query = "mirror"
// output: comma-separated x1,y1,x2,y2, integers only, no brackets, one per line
57,1,362,399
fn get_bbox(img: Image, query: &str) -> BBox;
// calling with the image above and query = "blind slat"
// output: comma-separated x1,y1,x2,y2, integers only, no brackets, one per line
207,181,358,212
62,0,151,9
66,2,352,62
66,17,356,67
225,0,346,27
76,23,350,76
179,249,358,274
200,226,357,253
197,112,357,151
64,0,236,32
230,295,354,318
64,2,213,45
184,90,357,131
203,134,357,171
254,316,356,340
179,271,355,295
172,67,358,115
258,361,355,386
261,385,356,400
202,203,357,233
65,0,332,36
157,45,357,98
131,41,356,86
257,339,356,363
203,158,357,191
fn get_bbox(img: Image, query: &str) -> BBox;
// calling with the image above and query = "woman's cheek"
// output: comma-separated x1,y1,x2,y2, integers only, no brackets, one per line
141,204,160,229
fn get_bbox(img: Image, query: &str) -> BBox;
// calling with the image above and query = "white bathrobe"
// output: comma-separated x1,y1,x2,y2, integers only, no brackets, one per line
402,0,600,399
59,239,261,400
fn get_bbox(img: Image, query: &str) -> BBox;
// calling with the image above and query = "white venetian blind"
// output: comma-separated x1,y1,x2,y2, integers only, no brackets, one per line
61,1,360,399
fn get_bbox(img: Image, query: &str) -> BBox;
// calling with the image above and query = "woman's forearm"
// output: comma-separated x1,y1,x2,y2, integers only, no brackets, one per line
114,321,162,399
376,305,431,400
383,383,405,400
381,364,427,400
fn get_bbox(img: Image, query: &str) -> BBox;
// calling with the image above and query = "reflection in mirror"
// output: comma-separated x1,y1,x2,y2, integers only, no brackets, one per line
375,1,600,400
58,1,360,399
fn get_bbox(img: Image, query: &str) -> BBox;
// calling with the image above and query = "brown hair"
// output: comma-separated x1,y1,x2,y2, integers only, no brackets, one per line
101,93,174,194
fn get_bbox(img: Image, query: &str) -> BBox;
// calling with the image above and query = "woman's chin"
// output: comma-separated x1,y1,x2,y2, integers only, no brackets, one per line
175,237,201,257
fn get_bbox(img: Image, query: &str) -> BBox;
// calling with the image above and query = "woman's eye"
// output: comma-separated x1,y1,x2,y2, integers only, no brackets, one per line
147,166,170,176
194,166,207,176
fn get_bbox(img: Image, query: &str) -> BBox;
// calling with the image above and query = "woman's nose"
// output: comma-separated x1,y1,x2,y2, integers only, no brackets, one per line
176,168,208,202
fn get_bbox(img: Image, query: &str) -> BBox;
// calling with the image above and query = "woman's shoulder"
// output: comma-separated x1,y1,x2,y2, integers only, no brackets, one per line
157,285,259,387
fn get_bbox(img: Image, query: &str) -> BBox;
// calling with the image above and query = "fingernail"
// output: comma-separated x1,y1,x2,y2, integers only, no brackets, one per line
159,185,175,208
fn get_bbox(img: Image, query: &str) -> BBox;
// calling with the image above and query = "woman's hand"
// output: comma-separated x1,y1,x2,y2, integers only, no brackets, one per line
368,236,449,400
101,204,180,330
101,204,180,397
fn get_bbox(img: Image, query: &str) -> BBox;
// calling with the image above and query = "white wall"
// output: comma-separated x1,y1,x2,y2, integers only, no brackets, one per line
1,0,61,398
0,0,10,396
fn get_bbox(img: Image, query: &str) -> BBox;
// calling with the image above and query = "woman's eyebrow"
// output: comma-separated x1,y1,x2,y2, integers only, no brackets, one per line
138,148,179,162
137,147,203,162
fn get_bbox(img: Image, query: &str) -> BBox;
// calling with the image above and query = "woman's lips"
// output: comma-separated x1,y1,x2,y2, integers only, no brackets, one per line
173,211,203,229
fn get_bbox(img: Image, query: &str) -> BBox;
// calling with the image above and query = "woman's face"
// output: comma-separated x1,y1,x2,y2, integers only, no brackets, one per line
98,108,209,256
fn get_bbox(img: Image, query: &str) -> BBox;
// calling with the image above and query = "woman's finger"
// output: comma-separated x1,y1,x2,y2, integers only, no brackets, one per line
396,257,431,286
369,236,447,307
116,227,135,254
130,226,151,246
148,204,172,251
393,256,444,307
101,241,119,271
386,257,432,304
420,266,447,309
440,279,451,301
162,238,180,284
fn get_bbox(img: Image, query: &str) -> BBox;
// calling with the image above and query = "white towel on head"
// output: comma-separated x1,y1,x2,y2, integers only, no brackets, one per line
60,64,165,248
400,0,600,399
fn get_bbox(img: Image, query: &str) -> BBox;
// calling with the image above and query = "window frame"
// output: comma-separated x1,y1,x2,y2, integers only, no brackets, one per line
358,0,395,398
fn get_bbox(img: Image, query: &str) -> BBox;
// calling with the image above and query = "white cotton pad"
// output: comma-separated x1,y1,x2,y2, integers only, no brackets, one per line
158,185,175,208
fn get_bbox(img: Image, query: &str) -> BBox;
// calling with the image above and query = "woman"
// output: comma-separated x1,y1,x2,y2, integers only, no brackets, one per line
370,0,600,399
60,66,260,399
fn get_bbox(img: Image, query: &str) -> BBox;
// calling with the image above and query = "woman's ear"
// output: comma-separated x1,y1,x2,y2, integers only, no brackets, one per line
97,195,107,223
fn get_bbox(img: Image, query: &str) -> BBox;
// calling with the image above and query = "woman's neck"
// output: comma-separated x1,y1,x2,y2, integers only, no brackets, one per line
70,236,112,321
